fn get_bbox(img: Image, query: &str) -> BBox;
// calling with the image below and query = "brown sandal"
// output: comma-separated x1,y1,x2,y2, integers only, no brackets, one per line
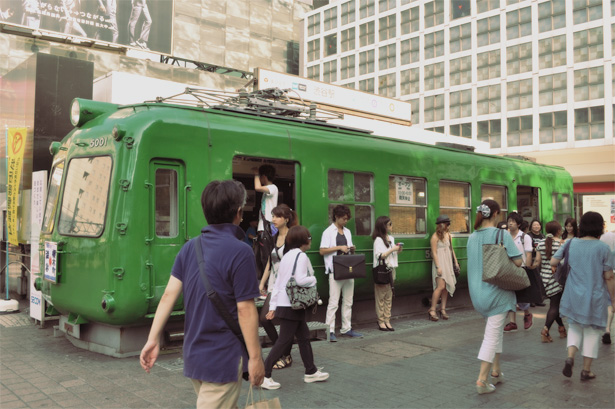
428,309,439,321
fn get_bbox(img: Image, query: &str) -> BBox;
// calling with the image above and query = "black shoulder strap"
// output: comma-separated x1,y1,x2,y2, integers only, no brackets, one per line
192,237,247,349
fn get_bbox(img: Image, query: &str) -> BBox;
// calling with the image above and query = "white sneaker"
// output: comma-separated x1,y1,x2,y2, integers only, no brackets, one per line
304,370,329,383
261,377,281,390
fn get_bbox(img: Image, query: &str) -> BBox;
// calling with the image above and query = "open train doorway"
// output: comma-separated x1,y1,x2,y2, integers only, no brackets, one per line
517,185,541,224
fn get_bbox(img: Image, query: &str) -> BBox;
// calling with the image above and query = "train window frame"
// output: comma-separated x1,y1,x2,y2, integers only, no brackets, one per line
481,184,508,223
327,169,374,236
439,180,471,234
56,155,113,238
155,167,179,238
552,193,572,226
42,161,65,234
388,175,427,237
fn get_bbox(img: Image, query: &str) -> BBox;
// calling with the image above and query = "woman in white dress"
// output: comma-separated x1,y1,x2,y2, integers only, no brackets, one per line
429,215,459,321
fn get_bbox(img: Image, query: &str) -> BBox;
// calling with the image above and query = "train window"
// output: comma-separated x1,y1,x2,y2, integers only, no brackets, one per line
57,156,112,237
552,193,572,225
328,170,374,236
42,162,65,233
481,185,508,222
388,176,427,236
155,169,178,237
440,181,471,234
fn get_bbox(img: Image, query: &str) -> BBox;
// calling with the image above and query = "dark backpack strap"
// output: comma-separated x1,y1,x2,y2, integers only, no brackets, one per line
290,252,302,277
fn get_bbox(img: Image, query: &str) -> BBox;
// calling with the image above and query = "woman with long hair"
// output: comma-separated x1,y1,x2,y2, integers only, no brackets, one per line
259,204,298,370
467,200,523,394
261,226,329,389
532,220,566,342
551,211,614,381
428,215,459,321
371,216,402,331
562,218,578,242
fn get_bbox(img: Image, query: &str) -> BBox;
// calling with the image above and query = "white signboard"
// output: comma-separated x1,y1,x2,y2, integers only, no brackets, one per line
44,241,58,283
395,176,414,205
582,194,615,233
256,68,412,122
29,171,47,321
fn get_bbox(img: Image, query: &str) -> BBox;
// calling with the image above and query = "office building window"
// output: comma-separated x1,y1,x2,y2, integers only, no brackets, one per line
477,16,500,47
360,0,375,19
428,126,445,133
507,7,531,40
539,35,566,69
450,23,471,53
612,24,615,56
341,28,355,52
538,0,566,32
323,60,337,83
308,14,320,37
401,6,420,35
573,27,603,63
424,62,444,91
507,79,533,111
359,50,375,74
359,78,374,92
400,68,420,96
450,89,472,119
539,111,568,143
379,14,396,41
575,106,605,140
477,119,501,148
307,39,320,62
400,37,420,65
573,0,603,24
324,34,337,56
378,73,396,97
477,84,501,115
450,123,472,138
507,42,532,75
307,65,320,80
477,49,500,81
613,63,615,97
379,44,396,70
424,94,444,122
379,0,395,12
574,66,604,101
477,0,499,13
359,21,375,46
507,116,533,146
425,1,444,29
409,98,419,125
425,30,444,60
341,55,355,80
451,0,471,20
450,55,472,86
324,7,337,31
507,0,521,4
341,1,355,25
341,82,356,89
539,73,567,106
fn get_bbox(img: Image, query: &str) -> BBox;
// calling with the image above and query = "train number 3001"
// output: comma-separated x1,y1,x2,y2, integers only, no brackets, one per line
90,138,107,148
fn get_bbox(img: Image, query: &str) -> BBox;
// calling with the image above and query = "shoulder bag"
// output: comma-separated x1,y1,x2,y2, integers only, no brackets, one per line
482,229,531,291
554,240,572,287
333,253,366,280
286,253,319,310
372,256,392,285
449,235,460,278
193,237,249,381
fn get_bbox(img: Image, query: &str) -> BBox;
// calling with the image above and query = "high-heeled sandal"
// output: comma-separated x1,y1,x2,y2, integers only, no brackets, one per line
490,371,504,385
439,309,449,320
273,355,292,370
476,379,495,395
558,326,567,338
541,328,553,343
428,309,439,321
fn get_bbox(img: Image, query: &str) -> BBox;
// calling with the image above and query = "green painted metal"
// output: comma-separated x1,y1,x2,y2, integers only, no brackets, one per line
38,101,573,326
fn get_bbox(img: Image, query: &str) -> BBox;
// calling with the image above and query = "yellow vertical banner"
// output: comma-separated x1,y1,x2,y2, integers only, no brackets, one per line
7,127,28,245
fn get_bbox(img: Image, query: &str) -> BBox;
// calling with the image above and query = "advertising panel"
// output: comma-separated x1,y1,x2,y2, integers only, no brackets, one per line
6,127,27,246
30,171,47,321
0,0,173,54
582,194,615,233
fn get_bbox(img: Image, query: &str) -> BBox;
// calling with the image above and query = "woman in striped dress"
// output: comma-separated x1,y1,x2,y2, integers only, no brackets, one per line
532,220,566,342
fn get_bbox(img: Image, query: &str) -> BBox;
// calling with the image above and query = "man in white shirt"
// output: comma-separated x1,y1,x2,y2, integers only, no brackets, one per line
320,205,363,341
600,229,615,344
254,165,278,233
504,212,534,332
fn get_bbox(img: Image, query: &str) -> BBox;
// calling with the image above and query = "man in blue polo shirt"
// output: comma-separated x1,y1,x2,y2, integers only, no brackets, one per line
140,180,264,408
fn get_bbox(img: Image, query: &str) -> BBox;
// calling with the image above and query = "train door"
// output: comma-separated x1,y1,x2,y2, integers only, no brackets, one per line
517,185,540,223
147,160,186,312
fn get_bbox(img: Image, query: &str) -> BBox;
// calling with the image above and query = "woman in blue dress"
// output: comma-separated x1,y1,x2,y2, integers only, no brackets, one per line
551,211,614,381
466,200,522,394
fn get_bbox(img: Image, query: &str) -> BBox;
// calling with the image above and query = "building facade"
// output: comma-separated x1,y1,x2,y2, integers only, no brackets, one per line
302,0,615,211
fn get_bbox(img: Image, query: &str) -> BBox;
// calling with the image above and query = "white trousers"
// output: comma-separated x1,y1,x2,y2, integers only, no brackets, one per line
477,312,507,363
326,274,354,333
567,321,601,359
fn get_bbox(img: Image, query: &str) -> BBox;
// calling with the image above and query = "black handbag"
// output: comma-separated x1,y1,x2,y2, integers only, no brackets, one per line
372,257,392,285
515,267,546,304
286,253,319,310
333,254,366,280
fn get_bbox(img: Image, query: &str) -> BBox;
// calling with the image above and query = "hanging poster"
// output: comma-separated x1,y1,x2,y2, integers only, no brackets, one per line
395,176,414,205
6,127,27,246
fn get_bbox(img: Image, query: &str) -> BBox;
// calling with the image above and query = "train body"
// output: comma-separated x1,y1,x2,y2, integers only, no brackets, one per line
38,90,573,331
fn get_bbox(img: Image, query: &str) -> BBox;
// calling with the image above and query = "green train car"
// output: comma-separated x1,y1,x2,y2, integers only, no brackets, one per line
37,88,572,351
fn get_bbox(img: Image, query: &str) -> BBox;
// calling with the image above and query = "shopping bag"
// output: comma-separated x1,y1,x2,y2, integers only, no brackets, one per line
245,385,282,409
482,230,530,291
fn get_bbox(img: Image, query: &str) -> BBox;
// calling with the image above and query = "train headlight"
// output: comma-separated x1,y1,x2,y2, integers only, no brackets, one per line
69,98,119,128
49,141,62,156
70,99,81,127
101,294,116,313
